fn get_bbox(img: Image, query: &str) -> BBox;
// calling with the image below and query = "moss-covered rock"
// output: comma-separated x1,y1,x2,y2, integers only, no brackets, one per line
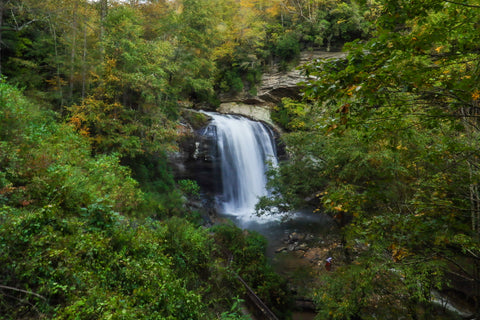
181,109,211,131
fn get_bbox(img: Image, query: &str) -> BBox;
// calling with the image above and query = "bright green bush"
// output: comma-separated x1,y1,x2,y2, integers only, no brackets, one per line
0,205,209,319
271,98,309,131
177,179,201,200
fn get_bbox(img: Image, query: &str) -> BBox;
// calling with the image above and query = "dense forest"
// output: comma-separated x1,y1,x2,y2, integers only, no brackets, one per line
0,0,479,319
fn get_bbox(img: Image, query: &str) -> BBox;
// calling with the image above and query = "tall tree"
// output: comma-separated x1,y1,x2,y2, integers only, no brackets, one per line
166,0,220,101
68,5,178,157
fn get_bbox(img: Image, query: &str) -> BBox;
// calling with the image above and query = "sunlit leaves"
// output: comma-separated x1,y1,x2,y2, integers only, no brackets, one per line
272,97,309,131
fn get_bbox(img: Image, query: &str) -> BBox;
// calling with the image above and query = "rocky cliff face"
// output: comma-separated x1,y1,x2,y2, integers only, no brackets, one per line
169,110,221,196
216,50,346,125
220,51,346,106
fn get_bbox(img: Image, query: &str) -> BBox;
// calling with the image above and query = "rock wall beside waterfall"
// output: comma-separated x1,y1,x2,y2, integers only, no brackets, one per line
169,110,220,194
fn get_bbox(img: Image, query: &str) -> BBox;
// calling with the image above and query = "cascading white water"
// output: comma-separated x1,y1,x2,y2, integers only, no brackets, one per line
203,113,278,221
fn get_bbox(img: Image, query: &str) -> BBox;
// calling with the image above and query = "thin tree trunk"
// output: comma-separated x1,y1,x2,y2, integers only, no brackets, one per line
462,105,480,233
469,165,477,232
462,103,480,317
49,18,63,105
81,21,87,100
69,1,78,101
0,1,6,76
99,0,107,59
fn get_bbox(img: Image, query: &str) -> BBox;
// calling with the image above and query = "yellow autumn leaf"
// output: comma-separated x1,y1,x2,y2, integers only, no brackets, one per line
472,90,480,101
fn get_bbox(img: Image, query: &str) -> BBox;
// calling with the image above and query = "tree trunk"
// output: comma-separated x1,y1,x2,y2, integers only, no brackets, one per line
462,104,480,317
69,1,79,101
99,0,107,59
81,20,87,100
49,19,64,106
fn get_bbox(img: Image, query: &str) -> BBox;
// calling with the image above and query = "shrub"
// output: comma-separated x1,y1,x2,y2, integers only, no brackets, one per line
274,32,301,63
211,223,294,318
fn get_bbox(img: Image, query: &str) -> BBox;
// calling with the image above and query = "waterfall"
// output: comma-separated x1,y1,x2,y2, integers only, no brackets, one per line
202,112,278,221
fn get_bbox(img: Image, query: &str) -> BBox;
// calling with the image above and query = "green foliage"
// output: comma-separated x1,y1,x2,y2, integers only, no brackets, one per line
324,2,371,44
0,81,140,212
124,153,190,219
166,0,220,101
219,69,245,93
272,97,309,131
274,31,301,63
126,154,175,195
220,297,251,320
66,4,179,157
266,0,372,53
210,0,271,94
177,179,201,200
0,205,209,319
162,217,213,283
211,223,294,318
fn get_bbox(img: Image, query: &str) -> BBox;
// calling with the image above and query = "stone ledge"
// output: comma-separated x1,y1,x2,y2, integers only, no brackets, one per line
217,102,275,127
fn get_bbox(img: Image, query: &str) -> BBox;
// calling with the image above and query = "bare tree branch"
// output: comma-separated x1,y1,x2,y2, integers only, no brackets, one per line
0,285,47,300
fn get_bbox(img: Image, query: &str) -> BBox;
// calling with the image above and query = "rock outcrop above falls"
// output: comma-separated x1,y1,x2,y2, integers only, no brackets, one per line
217,102,274,127
256,51,346,104
220,51,346,107
215,51,346,126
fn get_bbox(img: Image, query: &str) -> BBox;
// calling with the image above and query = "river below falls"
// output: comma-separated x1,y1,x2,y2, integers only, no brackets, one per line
196,112,338,318
224,210,335,259
218,209,339,319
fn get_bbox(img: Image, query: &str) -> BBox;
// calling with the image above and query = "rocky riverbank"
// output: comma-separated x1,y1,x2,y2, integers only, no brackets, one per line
270,228,344,311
